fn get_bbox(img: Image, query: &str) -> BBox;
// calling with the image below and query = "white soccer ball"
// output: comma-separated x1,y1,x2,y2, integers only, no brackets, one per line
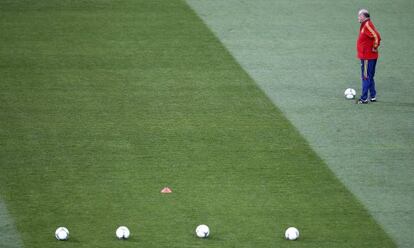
195,224,210,238
116,226,130,240
285,227,299,240
55,227,69,241
344,88,356,99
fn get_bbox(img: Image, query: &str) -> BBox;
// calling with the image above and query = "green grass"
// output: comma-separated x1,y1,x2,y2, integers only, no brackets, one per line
186,1,414,247
0,1,396,247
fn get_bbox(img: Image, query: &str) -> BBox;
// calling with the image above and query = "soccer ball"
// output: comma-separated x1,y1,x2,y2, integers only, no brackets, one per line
285,227,299,240
55,227,69,241
116,226,130,240
344,88,356,99
195,224,210,238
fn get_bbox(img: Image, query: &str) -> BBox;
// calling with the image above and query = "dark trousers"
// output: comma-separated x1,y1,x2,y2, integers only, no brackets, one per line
360,59,377,101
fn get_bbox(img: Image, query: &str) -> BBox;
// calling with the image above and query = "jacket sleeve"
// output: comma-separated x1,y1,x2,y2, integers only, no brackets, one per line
365,22,381,49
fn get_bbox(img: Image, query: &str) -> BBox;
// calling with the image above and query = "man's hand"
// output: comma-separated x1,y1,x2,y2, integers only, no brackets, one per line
372,47,378,53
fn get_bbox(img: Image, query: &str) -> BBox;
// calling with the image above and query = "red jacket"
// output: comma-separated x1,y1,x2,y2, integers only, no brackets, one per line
357,19,381,59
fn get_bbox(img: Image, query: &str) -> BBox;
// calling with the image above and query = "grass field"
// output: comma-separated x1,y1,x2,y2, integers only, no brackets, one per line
187,1,414,247
0,0,403,247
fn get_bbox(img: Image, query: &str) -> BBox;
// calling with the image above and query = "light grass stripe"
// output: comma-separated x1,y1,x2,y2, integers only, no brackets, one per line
186,0,414,247
0,198,23,248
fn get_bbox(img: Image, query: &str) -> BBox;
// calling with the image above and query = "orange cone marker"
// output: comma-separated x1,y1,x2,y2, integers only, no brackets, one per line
161,187,172,194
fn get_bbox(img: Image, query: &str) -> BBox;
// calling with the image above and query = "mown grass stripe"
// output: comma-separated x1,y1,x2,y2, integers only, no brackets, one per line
0,198,23,248
187,0,413,247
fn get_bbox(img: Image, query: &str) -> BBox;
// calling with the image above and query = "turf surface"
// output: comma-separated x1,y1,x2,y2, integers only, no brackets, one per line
0,198,23,248
187,1,414,247
0,1,396,247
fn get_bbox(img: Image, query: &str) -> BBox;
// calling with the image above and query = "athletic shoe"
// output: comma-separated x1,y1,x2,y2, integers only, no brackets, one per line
356,99,368,104
370,97,377,102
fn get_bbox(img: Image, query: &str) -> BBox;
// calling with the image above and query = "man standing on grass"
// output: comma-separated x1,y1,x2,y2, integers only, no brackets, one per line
356,9,381,104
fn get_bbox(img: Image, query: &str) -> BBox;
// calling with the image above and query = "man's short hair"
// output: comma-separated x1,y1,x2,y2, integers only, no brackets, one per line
358,9,370,17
